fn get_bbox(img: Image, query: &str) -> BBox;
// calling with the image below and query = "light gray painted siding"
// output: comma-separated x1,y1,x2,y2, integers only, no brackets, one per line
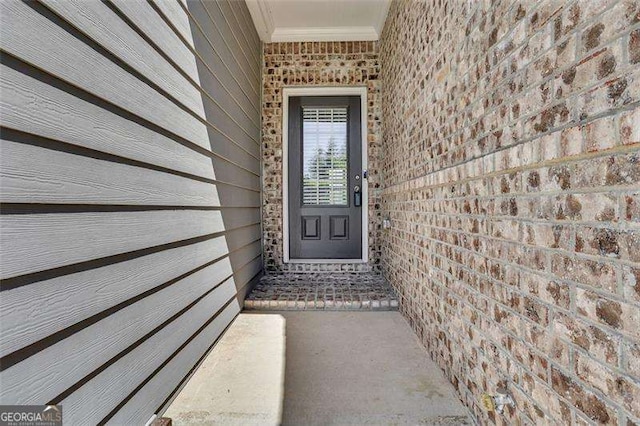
0,0,262,423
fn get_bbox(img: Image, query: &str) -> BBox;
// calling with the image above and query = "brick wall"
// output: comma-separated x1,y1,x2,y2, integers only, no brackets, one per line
262,42,382,272
380,0,639,424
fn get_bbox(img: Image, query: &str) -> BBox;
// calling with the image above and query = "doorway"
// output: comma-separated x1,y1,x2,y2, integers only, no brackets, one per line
282,87,368,262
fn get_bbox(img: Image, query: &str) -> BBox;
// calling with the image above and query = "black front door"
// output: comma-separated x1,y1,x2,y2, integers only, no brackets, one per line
288,96,362,259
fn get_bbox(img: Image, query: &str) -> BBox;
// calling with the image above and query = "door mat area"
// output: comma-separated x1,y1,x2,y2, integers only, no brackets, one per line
244,273,399,311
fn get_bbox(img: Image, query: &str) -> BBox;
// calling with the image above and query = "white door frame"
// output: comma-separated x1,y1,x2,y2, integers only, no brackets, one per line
282,86,368,263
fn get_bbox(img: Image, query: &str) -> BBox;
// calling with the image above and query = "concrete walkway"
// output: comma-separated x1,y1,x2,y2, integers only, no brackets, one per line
164,311,471,425
278,311,470,425
164,314,286,425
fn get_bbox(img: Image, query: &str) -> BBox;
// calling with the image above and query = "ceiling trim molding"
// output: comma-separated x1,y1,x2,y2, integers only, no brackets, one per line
375,0,392,36
245,0,391,43
270,26,379,42
245,0,274,42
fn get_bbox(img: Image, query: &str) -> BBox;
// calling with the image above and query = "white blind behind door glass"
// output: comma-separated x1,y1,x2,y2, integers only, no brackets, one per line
302,107,348,205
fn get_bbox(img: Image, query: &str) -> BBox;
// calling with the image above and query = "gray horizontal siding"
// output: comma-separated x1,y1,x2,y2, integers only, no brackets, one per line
0,0,262,423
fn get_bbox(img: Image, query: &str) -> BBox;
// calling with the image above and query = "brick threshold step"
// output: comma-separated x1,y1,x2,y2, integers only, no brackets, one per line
244,273,399,311
245,299,399,311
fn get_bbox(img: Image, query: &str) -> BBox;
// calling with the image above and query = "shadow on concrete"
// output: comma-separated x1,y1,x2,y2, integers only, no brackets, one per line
164,314,286,425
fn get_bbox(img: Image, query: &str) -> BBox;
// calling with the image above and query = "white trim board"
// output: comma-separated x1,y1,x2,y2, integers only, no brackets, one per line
282,86,368,264
245,0,275,42
270,27,378,43
245,0,391,42
375,1,392,36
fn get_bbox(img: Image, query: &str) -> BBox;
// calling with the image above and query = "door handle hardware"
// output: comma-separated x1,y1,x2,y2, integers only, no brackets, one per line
354,185,361,207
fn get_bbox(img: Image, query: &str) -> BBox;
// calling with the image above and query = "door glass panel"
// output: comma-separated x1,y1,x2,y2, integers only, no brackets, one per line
302,107,348,205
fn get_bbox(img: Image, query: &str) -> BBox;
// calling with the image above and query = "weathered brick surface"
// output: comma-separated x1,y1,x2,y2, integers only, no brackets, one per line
262,42,382,272
379,0,640,424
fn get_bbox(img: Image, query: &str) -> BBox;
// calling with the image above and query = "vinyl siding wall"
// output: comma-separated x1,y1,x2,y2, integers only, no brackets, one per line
0,0,262,423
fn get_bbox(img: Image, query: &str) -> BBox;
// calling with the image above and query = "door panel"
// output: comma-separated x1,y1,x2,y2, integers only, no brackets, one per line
302,216,321,240
329,216,349,240
288,96,362,259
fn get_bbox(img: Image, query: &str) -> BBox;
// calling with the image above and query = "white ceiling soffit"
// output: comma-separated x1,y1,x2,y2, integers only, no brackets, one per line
245,0,391,42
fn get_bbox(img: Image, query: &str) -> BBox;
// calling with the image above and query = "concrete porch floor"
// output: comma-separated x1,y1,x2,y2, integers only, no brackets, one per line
164,311,471,425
